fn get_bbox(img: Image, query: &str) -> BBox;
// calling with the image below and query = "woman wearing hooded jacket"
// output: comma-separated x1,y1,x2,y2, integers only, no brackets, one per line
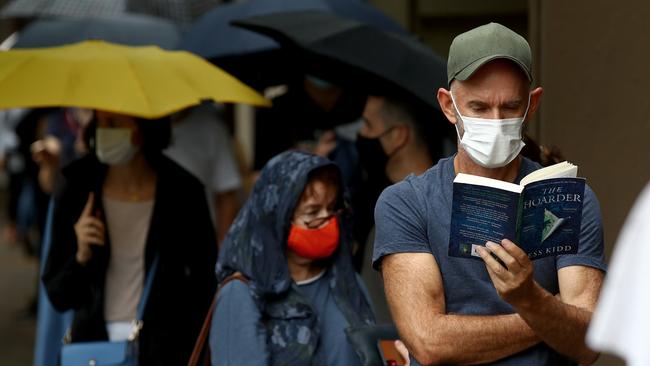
210,150,376,365
42,111,217,365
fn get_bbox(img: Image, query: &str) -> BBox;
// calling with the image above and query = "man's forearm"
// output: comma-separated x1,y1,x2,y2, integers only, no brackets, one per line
403,312,539,365
383,252,541,365
514,284,598,365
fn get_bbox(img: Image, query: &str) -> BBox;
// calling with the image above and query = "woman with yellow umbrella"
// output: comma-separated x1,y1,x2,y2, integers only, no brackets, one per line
0,41,270,365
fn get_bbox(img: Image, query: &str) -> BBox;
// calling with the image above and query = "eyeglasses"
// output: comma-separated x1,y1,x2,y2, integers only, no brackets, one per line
300,208,346,229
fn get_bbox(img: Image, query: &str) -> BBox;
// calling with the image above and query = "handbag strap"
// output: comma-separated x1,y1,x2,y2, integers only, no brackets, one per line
135,254,160,321
62,254,160,344
187,272,248,366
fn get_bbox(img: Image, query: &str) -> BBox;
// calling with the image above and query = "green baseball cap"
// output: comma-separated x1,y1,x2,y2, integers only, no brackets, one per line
447,22,532,85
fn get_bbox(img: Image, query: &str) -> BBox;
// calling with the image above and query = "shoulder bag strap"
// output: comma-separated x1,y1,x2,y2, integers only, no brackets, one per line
187,272,249,366
136,254,160,321
62,254,160,344
124,254,160,342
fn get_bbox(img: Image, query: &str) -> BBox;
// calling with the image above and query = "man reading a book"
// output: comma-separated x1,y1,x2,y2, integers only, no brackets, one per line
373,23,606,365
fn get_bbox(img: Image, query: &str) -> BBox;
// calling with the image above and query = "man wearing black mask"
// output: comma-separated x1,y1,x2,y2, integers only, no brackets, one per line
356,95,451,183
354,93,454,323
354,94,453,247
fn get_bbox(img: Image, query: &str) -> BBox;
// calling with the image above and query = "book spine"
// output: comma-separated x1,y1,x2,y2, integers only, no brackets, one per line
515,194,524,243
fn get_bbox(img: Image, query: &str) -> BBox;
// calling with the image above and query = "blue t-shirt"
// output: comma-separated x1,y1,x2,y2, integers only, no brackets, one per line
209,272,369,366
373,156,607,365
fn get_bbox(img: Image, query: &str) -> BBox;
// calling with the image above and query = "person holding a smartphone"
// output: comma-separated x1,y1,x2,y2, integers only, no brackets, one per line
42,110,218,365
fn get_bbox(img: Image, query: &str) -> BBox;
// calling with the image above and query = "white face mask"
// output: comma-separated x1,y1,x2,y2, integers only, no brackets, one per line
451,92,530,168
95,127,138,166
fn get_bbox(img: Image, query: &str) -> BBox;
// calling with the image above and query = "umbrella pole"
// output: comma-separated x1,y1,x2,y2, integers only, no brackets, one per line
234,104,255,171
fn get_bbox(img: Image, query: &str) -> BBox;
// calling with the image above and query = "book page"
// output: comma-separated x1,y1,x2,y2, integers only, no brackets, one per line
520,161,578,186
454,173,524,194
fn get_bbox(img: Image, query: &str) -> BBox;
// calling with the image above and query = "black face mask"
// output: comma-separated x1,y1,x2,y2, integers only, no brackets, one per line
355,134,390,184
352,133,393,252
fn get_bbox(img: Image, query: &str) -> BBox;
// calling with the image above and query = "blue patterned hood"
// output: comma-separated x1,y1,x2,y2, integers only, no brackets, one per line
216,150,374,365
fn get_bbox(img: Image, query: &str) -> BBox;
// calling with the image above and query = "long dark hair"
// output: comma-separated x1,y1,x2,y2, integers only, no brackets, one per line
521,134,566,167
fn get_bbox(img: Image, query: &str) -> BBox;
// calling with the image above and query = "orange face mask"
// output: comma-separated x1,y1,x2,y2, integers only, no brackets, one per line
287,217,340,259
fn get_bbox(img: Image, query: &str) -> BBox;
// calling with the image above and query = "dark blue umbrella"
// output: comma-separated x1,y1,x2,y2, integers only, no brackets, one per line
126,0,224,25
14,13,181,49
1,0,124,19
1,0,221,25
179,0,407,60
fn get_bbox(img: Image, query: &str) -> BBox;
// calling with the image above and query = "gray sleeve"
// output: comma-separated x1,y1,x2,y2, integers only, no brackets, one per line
372,181,431,270
209,281,268,366
557,184,607,272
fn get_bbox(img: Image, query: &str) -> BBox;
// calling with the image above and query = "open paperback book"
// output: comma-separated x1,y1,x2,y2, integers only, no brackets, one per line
448,161,586,260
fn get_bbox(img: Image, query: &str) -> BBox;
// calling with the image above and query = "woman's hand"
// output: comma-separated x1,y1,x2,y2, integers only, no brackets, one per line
74,192,105,265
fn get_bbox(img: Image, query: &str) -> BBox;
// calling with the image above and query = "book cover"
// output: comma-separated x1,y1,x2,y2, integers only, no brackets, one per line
448,176,585,260
518,178,585,259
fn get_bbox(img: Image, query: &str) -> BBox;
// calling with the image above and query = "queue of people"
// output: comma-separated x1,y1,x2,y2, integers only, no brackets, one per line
0,9,645,366
42,111,218,364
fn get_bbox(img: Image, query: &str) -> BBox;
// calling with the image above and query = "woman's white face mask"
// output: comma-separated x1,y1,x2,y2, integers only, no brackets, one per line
450,91,530,168
95,127,138,166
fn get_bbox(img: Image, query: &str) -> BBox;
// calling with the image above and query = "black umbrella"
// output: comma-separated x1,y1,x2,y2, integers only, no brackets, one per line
232,10,446,110
178,0,407,90
179,0,406,60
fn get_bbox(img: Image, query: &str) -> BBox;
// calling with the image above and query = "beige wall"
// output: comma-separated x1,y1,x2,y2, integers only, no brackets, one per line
370,0,527,58
531,0,650,258
530,2,650,362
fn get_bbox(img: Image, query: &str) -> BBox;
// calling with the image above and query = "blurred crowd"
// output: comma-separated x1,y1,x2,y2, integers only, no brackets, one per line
0,1,645,366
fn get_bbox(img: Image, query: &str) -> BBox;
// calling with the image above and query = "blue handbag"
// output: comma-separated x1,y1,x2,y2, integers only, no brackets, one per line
60,256,159,366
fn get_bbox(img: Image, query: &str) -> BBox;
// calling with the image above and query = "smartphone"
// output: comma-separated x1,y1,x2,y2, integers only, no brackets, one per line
377,339,406,366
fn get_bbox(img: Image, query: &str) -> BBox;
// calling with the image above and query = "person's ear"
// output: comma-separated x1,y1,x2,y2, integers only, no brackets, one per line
437,87,459,125
525,86,544,123
385,124,409,155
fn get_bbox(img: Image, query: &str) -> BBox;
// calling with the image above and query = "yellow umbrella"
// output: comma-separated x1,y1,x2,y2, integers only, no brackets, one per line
0,40,270,118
